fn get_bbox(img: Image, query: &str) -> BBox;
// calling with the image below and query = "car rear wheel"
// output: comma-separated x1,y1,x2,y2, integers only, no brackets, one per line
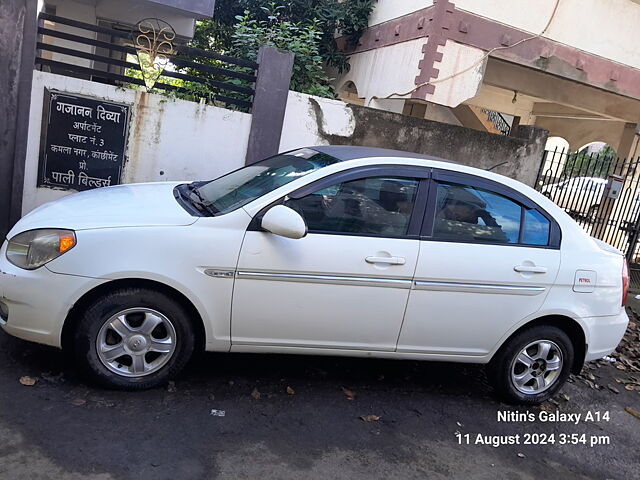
487,325,573,404
72,288,195,389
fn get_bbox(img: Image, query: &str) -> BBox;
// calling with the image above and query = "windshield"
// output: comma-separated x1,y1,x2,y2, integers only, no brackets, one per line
193,148,340,215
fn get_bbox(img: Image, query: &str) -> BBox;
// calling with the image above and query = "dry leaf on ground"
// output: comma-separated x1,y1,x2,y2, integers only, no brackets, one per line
342,387,356,398
286,386,295,395
359,415,381,422
625,407,640,419
19,376,37,386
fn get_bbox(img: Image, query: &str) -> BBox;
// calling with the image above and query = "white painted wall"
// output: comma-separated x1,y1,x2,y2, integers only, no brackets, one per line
456,0,640,70
279,91,356,152
426,40,486,108
23,71,252,214
368,0,433,26
335,38,425,105
368,0,640,70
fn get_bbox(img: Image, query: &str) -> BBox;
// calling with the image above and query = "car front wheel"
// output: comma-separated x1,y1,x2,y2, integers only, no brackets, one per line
72,287,195,389
487,325,574,404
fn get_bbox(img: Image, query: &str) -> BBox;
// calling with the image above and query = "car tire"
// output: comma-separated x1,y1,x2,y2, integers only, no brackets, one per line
72,287,195,390
487,325,573,405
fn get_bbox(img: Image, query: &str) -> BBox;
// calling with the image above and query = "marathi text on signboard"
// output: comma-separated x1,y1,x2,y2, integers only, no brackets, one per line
38,89,130,191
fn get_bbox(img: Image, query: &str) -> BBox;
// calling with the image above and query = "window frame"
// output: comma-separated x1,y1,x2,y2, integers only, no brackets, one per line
248,165,432,240
422,169,561,249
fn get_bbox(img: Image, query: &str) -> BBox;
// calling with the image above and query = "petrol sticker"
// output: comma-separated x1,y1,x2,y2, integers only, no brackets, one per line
573,270,597,293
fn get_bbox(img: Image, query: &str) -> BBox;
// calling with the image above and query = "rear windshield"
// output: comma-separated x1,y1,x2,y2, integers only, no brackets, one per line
194,148,340,215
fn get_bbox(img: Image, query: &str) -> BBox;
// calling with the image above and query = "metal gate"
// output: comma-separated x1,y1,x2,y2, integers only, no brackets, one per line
535,148,640,271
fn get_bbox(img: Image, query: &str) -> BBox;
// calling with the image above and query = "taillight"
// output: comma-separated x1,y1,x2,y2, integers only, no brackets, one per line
622,260,629,306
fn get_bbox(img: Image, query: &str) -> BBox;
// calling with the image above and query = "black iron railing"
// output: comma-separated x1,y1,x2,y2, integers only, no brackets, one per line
481,108,511,135
536,148,640,261
35,13,258,111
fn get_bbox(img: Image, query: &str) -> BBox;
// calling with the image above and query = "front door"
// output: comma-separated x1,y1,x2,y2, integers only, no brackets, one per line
232,171,428,351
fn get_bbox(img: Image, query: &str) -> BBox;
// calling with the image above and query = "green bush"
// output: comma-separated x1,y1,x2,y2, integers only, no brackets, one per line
229,4,335,97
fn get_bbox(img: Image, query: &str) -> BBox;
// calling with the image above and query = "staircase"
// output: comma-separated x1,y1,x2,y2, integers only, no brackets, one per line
452,105,511,136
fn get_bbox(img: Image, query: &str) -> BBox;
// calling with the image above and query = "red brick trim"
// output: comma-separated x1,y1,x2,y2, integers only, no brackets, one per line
337,6,436,54
412,0,455,98
338,5,640,101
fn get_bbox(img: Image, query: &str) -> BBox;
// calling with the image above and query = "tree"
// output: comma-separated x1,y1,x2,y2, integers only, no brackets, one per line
563,144,617,178
228,4,335,97
191,0,377,73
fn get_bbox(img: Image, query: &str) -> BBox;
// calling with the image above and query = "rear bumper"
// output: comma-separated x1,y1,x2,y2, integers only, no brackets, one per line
583,309,629,361
0,241,102,348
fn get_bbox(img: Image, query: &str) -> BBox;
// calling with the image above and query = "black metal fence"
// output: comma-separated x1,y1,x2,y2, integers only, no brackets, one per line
536,148,640,287
35,13,258,111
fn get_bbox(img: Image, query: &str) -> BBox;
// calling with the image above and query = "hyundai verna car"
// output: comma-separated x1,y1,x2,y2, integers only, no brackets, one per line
0,146,629,404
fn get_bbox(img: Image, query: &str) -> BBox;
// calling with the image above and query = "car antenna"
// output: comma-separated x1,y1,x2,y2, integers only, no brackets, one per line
486,161,510,172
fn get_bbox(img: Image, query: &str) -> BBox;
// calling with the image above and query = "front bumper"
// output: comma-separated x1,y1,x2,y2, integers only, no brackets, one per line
0,241,103,348
583,309,629,361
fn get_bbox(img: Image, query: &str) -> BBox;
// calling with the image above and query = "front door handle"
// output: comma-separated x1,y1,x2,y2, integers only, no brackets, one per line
366,256,406,265
514,265,547,274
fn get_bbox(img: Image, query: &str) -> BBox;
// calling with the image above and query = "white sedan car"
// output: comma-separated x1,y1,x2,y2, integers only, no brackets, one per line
0,147,629,404
542,176,640,222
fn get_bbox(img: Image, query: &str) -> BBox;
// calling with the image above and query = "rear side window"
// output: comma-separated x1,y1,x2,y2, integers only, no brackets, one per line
432,181,552,247
522,209,550,245
433,183,521,243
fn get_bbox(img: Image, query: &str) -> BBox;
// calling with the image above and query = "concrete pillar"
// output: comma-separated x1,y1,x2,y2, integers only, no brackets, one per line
245,45,294,165
0,0,37,239
616,123,640,159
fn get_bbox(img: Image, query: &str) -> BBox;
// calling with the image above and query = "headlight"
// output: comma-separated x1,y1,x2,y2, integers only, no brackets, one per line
6,229,76,270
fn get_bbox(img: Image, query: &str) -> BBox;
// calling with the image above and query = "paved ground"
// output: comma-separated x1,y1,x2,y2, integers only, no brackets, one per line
1,306,639,480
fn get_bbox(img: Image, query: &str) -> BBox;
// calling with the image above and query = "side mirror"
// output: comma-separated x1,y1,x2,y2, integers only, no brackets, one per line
261,205,307,239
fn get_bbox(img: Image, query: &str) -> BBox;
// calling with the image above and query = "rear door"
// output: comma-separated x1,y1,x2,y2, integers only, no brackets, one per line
397,170,561,356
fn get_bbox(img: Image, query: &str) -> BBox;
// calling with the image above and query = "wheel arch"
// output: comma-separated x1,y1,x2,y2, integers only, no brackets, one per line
61,278,206,354
492,315,587,374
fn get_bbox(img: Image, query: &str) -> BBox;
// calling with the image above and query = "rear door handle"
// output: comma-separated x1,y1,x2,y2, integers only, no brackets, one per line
514,265,548,273
366,256,406,265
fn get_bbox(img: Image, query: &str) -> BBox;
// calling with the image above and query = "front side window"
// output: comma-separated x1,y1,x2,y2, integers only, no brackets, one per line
433,182,521,243
192,148,339,215
285,176,420,237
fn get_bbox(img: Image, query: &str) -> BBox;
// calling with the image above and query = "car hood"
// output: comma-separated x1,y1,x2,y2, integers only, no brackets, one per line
8,182,197,237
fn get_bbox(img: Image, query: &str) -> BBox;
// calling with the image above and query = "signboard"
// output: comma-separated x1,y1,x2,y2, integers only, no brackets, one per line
38,89,130,191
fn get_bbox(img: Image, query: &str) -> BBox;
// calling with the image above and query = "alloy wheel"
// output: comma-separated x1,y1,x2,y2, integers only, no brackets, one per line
96,307,177,377
510,340,563,394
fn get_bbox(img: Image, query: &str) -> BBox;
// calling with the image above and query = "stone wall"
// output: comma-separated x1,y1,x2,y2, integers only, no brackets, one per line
280,91,548,187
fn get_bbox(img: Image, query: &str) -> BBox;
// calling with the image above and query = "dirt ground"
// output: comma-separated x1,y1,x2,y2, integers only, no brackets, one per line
1,301,639,480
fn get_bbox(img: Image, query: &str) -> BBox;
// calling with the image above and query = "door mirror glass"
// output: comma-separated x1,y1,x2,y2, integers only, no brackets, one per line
261,205,307,239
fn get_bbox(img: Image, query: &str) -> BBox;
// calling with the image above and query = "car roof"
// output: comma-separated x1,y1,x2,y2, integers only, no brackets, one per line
310,145,455,164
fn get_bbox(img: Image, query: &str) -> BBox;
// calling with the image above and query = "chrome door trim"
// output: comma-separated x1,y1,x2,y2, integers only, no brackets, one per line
413,280,545,296
236,271,412,289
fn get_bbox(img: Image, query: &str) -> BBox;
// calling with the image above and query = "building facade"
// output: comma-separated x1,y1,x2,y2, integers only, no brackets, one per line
335,0,640,159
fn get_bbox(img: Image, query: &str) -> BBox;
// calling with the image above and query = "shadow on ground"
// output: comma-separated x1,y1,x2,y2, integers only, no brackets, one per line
1,314,639,480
